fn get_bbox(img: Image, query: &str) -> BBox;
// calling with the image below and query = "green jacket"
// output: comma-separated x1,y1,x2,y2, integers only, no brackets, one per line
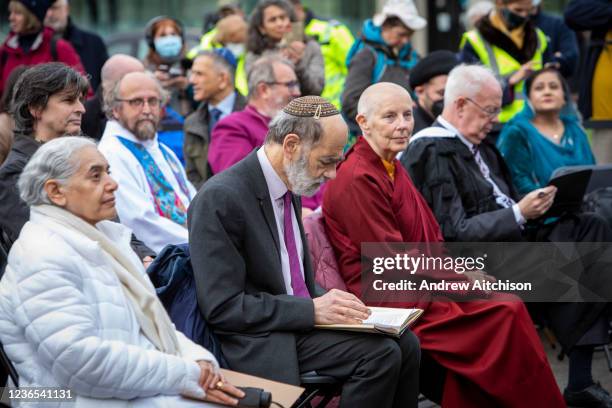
304,10,354,108
460,27,548,123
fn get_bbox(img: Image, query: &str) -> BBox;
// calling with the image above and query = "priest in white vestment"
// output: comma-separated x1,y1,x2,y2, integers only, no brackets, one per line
99,72,196,252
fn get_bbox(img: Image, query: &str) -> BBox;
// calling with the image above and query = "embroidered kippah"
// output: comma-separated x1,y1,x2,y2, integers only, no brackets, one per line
282,96,339,119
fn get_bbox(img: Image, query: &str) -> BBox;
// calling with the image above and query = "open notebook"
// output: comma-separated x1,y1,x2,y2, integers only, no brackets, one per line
315,307,424,338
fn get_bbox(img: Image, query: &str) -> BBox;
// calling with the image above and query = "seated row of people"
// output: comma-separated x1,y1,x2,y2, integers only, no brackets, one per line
399,65,612,406
0,63,155,260
0,60,610,407
322,81,566,406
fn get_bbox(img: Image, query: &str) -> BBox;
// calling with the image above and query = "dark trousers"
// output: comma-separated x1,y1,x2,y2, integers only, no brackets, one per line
486,212,611,350
536,212,612,351
296,329,420,408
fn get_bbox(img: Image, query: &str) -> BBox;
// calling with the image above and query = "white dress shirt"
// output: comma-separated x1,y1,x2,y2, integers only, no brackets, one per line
256,147,305,295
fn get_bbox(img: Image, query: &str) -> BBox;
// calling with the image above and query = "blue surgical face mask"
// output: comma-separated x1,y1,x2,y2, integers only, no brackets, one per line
154,35,183,59
226,43,245,58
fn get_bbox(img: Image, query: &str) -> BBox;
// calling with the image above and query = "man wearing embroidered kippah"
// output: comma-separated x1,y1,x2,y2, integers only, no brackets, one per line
189,95,421,408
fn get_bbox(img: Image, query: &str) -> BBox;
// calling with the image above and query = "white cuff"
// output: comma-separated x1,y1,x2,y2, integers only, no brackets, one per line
512,204,526,226
176,330,220,370
180,361,206,399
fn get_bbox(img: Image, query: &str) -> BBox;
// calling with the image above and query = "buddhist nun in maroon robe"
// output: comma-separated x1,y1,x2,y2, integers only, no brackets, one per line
323,82,564,407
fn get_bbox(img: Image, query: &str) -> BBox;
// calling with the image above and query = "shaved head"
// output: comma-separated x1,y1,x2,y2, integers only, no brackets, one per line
355,82,414,159
357,82,412,120
101,54,145,86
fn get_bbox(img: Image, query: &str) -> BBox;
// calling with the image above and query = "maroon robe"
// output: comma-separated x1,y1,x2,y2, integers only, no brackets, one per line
323,137,564,407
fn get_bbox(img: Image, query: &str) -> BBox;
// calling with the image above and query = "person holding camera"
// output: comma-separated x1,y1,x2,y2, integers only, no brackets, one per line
144,15,193,117
245,0,324,97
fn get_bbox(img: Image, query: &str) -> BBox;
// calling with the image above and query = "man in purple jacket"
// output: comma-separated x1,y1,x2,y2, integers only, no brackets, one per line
208,56,300,175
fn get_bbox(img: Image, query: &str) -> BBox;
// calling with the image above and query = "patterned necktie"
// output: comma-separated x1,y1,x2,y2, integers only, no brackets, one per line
209,108,223,131
283,192,310,297
471,145,515,208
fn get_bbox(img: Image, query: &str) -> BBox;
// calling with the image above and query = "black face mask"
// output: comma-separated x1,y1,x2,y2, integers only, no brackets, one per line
431,99,444,117
501,8,529,30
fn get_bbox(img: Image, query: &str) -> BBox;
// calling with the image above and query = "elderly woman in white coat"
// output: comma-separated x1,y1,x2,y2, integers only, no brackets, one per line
0,137,244,407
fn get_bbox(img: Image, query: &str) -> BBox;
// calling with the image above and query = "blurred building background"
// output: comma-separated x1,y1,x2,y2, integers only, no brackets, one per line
0,0,572,57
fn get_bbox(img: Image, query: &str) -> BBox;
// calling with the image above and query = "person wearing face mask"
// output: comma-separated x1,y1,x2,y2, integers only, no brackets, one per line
186,13,249,96
459,0,553,131
341,0,426,139
143,16,195,164
214,15,247,62
194,3,245,54
407,50,459,135
498,68,594,195
325,80,568,408
405,64,612,408
144,16,192,118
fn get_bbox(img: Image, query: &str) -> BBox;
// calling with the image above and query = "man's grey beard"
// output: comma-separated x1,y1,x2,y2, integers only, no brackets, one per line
133,120,157,141
284,152,326,197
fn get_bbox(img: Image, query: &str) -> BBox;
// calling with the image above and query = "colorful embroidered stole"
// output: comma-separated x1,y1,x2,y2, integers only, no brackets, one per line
116,136,190,226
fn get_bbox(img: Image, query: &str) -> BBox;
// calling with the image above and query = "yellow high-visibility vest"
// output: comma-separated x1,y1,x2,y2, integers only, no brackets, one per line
460,28,548,123
304,17,354,109
186,29,248,96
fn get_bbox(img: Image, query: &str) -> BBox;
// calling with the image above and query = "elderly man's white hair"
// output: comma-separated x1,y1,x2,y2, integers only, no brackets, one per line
18,136,96,207
444,64,500,105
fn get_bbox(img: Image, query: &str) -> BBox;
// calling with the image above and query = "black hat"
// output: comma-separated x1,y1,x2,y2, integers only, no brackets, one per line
409,50,459,89
16,0,52,25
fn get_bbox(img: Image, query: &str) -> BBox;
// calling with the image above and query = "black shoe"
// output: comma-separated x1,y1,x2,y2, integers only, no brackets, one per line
564,382,612,407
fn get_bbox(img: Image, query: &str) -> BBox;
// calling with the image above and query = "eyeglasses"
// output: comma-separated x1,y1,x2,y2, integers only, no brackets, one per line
265,80,300,90
465,97,501,118
115,97,162,109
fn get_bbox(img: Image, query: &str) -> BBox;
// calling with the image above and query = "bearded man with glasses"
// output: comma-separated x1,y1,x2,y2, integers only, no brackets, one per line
98,71,196,253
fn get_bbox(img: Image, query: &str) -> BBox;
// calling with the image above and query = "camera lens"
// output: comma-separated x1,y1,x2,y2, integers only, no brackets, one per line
259,391,271,407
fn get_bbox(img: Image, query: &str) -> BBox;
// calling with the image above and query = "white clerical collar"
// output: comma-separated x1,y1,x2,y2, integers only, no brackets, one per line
106,120,159,149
